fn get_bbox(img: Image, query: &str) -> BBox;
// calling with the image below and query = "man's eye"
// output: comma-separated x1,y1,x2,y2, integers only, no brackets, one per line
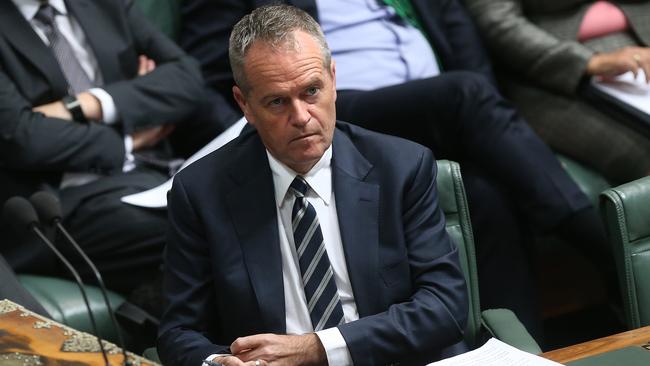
268,98,283,106
306,87,319,96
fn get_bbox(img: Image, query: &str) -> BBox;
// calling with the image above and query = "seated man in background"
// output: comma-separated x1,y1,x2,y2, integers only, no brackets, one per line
179,0,609,339
0,0,204,314
464,0,650,185
158,5,468,366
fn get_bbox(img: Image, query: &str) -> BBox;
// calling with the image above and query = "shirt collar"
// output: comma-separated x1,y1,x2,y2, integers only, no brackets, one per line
267,145,333,208
14,0,68,21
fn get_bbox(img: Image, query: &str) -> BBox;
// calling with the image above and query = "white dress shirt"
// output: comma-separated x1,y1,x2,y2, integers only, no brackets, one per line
13,0,135,183
268,146,359,365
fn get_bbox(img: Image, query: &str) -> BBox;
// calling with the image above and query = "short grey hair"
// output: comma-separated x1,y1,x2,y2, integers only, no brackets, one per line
229,4,331,93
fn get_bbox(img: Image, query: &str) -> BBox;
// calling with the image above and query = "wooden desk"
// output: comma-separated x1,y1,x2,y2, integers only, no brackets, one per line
0,300,158,366
542,325,650,364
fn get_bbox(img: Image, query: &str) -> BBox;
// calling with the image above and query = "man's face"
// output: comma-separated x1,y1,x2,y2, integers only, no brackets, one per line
233,30,337,174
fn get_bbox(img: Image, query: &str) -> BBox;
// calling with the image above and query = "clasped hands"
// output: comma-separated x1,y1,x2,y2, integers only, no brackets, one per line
32,55,173,150
587,46,650,83
211,333,326,366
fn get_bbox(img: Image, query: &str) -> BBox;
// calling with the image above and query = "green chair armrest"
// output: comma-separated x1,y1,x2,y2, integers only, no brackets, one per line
481,308,542,355
556,154,611,207
17,274,126,343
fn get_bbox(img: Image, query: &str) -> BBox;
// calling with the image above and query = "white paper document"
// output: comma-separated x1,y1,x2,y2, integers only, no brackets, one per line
428,338,563,366
120,117,248,208
590,70,650,116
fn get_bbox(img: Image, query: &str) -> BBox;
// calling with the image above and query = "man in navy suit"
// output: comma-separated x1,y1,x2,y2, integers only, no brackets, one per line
178,0,610,339
158,5,467,366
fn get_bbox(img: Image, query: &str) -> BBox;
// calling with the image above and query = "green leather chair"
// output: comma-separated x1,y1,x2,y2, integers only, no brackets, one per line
18,274,127,343
134,0,182,40
436,160,541,353
557,155,612,208
600,176,650,329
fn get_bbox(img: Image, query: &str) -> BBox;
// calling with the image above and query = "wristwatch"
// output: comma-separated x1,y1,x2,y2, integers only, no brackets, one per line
62,95,87,123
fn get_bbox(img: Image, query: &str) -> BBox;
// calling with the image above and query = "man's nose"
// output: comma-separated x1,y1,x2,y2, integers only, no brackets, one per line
290,100,311,126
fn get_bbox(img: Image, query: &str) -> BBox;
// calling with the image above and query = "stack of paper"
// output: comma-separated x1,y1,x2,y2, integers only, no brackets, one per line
429,338,563,366
120,117,247,208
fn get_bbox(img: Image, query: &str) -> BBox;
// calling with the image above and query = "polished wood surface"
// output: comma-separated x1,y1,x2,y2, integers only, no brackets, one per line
542,325,650,364
0,300,158,366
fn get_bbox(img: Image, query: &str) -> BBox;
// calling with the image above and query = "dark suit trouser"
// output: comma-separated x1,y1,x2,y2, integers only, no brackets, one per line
1,168,167,298
59,168,168,295
336,72,592,339
337,72,591,229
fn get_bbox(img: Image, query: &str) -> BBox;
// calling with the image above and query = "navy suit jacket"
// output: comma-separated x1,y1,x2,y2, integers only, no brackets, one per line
158,122,468,366
179,0,494,128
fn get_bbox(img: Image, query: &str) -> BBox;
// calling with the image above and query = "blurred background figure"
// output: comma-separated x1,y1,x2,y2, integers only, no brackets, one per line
464,0,650,184
0,0,205,317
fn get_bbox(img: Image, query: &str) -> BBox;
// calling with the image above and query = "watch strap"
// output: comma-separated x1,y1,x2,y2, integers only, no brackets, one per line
62,95,87,123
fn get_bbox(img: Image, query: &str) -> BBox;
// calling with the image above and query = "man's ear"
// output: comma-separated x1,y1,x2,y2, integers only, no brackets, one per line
330,59,337,101
233,85,255,126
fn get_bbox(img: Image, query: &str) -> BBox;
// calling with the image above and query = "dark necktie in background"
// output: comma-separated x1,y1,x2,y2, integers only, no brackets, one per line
33,2,94,95
290,176,345,331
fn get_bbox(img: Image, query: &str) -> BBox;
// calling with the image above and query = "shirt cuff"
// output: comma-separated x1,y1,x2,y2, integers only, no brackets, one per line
316,328,353,365
88,88,119,124
202,353,230,366
123,135,135,172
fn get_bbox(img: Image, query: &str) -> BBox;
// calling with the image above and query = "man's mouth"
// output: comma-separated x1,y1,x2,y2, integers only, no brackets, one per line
292,133,316,142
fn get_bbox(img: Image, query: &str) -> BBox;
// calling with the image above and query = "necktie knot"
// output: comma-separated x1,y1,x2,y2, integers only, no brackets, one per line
290,176,309,198
34,3,56,27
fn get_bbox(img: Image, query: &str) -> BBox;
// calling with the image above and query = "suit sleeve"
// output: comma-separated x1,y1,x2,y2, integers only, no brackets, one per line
157,175,229,366
435,0,496,83
101,1,205,133
463,0,593,94
338,149,468,365
0,67,125,174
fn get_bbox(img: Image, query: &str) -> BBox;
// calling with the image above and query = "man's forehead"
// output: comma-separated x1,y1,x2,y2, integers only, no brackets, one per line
243,38,328,93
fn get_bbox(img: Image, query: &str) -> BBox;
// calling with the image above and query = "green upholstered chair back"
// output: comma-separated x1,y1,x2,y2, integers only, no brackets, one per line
134,0,182,40
435,160,482,348
600,177,650,329
18,274,126,343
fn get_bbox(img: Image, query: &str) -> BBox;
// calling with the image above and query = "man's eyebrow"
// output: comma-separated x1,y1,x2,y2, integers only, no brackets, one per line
258,75,325,103
259,93,284,104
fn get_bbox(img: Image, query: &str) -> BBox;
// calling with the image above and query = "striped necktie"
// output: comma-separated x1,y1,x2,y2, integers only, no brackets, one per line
290,176,345,331
33,2,94,95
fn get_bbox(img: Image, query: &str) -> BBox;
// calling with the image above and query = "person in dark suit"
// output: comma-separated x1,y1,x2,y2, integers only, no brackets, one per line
178,0,610,340
0,0,204,303
158,5,468,366
464,0,650,184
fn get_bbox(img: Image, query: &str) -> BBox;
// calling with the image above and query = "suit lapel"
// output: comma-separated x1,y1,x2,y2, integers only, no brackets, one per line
0,1,68,97
65,0,120,83
225,133,286,333
331,128,381,317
